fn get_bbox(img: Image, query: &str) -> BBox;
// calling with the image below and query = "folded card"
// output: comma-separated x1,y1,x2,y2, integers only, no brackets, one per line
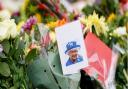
83,32,113,84
55,20,88,75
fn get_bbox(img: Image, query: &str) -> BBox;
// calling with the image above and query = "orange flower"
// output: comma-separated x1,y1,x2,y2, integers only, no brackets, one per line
46,18,67,29
57,19,66,26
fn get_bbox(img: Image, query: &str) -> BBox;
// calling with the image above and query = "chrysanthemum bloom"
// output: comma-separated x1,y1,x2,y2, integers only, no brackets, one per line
80,12,109,36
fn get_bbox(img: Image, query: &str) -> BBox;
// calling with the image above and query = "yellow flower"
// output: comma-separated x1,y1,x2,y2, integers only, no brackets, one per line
49,31,56,43
83,12,109,36
107,13,116,23
46,21,57,29
17,21,25,31
21,0,29,12
35,13,42,23
79,17,86,25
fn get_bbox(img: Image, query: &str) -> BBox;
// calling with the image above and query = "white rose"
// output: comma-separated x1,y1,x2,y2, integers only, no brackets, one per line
9,19,19,38
0,10,11,21
0,21,10,41
0,19,19,41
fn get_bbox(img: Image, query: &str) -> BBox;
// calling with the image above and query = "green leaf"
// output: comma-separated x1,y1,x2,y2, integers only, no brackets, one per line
18,40,25,50
0,52,7,58
14,40,25,60
14,37,20,49
82,5,94,16
9,86,16,89
34,25,41,41
25,48,38,63
1,40,10,54
0,62,10,77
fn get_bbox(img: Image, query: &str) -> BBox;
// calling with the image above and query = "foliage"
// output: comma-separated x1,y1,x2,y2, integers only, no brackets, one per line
0,38,28,89
82,0,119,17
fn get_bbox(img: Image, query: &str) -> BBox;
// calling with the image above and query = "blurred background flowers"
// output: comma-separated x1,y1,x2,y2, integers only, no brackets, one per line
0,0,127,89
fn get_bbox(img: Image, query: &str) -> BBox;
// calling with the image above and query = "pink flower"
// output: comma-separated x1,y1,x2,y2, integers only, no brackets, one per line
41,33,51,47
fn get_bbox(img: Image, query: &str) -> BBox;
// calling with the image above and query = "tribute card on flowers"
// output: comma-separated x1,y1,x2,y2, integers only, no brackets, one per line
83,32,118,86
55,20,88,75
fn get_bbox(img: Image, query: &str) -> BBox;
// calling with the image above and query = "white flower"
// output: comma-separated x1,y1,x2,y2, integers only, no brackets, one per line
0,9,18,42
9,19,19,38
0,10,11,21
0,20,10,41
0,19,19,41
114,27,127,36
1,0,24,12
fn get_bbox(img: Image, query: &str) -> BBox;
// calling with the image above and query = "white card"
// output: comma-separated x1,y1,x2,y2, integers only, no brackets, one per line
55,20,88,75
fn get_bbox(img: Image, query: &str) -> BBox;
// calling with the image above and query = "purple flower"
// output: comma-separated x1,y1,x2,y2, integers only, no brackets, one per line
22,16,37,31
95,0,101,5
12,11,20,17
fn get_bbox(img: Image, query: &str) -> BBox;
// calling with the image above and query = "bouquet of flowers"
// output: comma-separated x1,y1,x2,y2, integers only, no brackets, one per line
0,9,32,89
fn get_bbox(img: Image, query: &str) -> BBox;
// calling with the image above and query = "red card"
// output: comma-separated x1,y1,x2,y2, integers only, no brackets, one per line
83,32,112,83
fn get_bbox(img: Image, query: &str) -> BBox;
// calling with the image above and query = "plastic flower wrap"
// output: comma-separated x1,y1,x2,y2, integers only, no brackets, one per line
0,10,19,42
